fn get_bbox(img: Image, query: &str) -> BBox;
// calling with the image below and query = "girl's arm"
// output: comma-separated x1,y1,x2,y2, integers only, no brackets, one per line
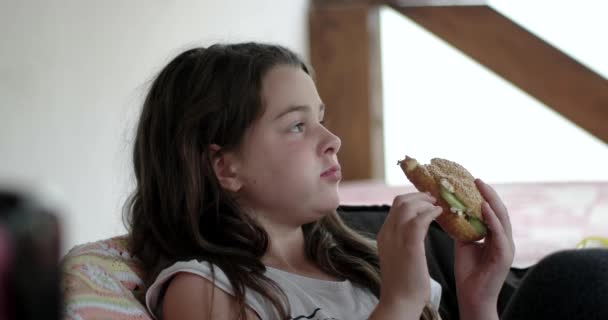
163,272,259,320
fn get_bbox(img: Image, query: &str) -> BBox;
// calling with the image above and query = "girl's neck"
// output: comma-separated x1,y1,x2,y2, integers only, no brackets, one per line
260,223,341,282
261,223,308,270
251,210,339,281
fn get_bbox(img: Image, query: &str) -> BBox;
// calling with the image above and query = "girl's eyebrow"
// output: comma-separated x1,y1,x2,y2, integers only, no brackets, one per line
273,104,325,120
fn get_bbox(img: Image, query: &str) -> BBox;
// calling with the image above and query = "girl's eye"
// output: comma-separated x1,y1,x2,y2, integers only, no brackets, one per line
290,122,305,133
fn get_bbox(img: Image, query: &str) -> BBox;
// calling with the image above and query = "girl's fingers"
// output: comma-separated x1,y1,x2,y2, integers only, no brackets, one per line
391,200,440,227
381,193,440,240
476,179,512,239
406,206,443,240
388,193,437,221
392,192,437,206
412,205,442,221
481,201,511,252
422,205,443,220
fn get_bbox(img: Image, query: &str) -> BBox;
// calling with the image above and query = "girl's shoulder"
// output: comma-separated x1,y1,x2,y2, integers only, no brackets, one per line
145,260,238,317
145,260,269,319
161,271,259,320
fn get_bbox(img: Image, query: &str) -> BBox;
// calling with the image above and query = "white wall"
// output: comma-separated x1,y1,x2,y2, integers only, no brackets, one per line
0,0,310,253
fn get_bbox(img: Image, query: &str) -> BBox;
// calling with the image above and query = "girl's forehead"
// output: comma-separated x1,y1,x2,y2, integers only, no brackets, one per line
260,65,322,117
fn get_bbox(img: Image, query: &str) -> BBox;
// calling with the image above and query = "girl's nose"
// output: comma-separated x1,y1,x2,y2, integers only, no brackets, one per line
322,128,341,155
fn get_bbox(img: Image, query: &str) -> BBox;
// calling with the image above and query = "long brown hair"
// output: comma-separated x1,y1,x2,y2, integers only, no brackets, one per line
124,42,437,319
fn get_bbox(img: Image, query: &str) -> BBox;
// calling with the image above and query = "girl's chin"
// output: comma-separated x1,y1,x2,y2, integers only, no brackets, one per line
302,207,337,225
319,198,341,213
308,196,340,215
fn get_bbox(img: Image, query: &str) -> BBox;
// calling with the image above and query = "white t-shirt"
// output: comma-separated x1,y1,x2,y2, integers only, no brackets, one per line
146,260,443,319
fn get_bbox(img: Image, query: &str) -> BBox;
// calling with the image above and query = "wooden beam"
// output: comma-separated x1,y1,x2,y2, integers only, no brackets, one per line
309,4,384,181
394,5,608,144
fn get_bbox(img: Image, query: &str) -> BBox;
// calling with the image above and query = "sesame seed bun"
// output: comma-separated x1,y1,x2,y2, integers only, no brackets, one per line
399,156,487,242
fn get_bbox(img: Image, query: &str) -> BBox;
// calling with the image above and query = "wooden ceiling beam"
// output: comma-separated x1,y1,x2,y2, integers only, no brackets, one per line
394,5,608,144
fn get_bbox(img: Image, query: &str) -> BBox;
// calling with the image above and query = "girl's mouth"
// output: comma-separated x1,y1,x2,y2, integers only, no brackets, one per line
321,165,342,180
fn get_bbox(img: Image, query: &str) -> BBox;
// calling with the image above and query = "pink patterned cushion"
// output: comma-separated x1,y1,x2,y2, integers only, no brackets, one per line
61,236,152,320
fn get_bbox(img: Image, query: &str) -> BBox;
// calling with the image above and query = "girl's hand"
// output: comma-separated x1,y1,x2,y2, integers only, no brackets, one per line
374,192,442,317
454,179,515,320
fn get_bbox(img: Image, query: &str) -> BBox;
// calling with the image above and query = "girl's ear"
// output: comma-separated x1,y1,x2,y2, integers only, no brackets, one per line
209,144,243,192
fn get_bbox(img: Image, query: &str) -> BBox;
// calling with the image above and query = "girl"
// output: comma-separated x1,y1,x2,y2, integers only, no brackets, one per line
125,42,514,320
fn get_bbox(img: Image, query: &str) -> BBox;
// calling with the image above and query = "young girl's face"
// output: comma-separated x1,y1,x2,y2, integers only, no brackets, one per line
234,65,342,226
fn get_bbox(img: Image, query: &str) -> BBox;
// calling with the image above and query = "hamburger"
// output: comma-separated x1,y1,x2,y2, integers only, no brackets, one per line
398,156,487,242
